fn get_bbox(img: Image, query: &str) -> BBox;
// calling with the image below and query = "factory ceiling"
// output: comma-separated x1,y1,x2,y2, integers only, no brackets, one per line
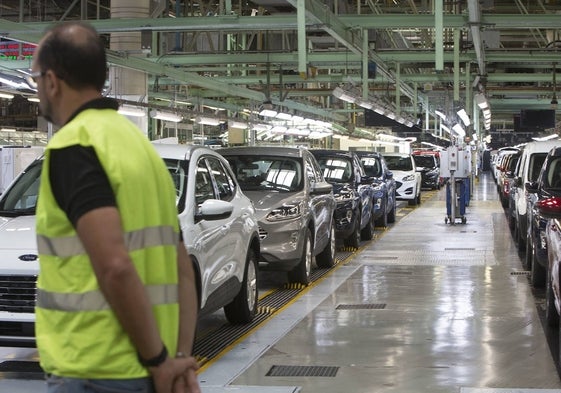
0,0,560,140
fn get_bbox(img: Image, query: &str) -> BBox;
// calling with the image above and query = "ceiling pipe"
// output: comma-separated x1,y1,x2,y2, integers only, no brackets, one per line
467,0,486,79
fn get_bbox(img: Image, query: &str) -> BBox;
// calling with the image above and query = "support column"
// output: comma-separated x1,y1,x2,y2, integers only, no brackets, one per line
110,0,150,135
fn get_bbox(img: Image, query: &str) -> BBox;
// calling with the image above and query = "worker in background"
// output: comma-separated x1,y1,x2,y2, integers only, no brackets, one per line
32,21,201,393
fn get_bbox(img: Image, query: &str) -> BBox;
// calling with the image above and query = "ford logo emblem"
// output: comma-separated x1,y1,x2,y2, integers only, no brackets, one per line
19,254,38,261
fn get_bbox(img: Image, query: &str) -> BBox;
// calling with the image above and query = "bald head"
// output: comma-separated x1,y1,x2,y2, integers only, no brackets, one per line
35,22,107,92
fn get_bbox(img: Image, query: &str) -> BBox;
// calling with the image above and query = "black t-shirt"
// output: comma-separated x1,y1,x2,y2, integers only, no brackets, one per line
48,98,182,240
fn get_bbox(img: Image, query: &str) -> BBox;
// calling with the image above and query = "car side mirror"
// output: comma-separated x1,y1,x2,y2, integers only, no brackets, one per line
386,171,393,180
311,181,333,195
194,199,233,223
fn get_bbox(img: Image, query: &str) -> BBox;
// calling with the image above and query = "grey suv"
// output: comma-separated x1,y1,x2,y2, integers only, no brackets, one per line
219,146,336,285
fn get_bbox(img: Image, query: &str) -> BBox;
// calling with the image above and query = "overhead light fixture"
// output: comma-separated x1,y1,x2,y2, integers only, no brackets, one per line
358,100,373,110
456,108,471,127
27,97,40,103
332,87,356,103
228,119,248,129
532,134,558,141
0,92,14,99
259,108,278,117
275,112,293,121
474,93,489,110
118,105,146,117
1,127,16,132
150,110,182,122
195,116,221,126
435,110,447,120
452,123,466,137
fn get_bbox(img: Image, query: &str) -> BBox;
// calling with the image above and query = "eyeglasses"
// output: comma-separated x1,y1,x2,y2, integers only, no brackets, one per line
25,71,46,89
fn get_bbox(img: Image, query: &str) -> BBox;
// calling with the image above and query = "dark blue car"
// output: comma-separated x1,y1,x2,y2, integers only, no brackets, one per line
311,149,375,248
355,150,397,227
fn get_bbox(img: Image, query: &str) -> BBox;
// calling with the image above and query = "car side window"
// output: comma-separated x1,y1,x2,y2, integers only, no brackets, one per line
195,159,215,205
207,156,235,201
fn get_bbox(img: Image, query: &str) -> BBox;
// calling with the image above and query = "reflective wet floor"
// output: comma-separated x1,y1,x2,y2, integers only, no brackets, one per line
2,171,560,393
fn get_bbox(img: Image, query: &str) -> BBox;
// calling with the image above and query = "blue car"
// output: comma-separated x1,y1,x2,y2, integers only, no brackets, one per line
311,149,375,248
355,150,397,227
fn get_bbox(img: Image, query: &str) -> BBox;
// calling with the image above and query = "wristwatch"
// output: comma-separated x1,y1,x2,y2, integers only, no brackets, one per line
138,345,168,368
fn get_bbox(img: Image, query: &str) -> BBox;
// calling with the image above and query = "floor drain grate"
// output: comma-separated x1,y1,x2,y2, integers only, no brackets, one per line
336,303,386,310
511,270,531,275
266,365,339,377
0,360,43,373
445,248,476,251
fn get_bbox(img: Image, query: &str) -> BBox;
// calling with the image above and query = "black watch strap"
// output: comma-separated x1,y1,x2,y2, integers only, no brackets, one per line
138,345,168,368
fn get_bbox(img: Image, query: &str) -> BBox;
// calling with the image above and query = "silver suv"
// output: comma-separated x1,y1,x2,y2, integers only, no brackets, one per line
219,146,336,286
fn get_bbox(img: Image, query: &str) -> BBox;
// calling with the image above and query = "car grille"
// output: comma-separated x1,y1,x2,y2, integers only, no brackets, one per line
0,275,37,313
258,226,268,240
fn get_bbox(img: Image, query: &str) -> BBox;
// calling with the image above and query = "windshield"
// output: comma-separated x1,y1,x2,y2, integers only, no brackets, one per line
413,155,436,168
0,160,42,216
225,155,303,192
385,155,413,171
316,157,352,183
162,158,188,213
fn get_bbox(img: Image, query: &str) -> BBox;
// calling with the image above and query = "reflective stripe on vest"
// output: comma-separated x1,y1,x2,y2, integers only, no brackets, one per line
36,283,178,312
37,225,178,257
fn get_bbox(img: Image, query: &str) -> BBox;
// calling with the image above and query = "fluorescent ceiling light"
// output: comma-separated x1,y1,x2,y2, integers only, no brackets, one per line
27,97,40,102
228,119,248,129
0,92,14,99
195,116,221,126
456,108,471,126
435,110,447,120
441,124,451,134
150,110,182,122
275,112,293,120
358,100,373,109
118,105,146,117
452,123,466,137
332,87,356,103
259,109,278,117
532,134,558,141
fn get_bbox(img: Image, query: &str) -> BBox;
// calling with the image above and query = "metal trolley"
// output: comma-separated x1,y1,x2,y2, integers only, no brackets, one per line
441,146,472,225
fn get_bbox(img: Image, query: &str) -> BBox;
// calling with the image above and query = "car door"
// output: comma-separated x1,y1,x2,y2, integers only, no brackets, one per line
353,153,372,227
190,155,238,308
305,152,333,254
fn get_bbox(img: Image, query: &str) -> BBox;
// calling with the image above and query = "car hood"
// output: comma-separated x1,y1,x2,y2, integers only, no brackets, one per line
0,215,39,273
243,190,306,221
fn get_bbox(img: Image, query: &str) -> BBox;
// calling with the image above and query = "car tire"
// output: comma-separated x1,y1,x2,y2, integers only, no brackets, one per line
408,196,417,206
387,196,396,224
525,234,533,270
530,242,546,288
362,209,376,239
546,270,559,327
317,220,336,268
374,201,388,229
344,212,361,248
288,228,312,285
224,248,258,324
416,189,422,205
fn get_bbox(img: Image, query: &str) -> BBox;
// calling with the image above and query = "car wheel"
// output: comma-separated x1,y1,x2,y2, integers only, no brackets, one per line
374,201,388,229
288,228,312,285
416,189,422,205
362,210,376,239
317,220,336,268
224,249,258,324
408,196,417,206
530,241,546,288
344,212,361,248
387,196,396,224
546,270,559,327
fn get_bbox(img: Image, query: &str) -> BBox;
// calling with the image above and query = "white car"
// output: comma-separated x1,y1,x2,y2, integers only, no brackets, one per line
382,153,422,206
0,144,260,346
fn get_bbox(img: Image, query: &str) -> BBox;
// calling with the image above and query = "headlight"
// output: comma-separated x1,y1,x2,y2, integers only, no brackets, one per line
335,190,354,202
403,174,415,181
266,202,302,221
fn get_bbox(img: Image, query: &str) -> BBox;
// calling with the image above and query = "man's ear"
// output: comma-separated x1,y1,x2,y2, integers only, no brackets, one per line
44,69,60,97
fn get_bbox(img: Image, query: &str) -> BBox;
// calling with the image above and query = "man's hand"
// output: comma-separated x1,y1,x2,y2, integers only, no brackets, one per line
150,356,200,393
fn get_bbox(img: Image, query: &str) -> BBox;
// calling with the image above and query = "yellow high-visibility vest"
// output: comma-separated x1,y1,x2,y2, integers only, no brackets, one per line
35,106,180,378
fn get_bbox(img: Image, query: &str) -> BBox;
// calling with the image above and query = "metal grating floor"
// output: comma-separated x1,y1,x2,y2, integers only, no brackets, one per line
336,303,386,310
266,365,339,377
